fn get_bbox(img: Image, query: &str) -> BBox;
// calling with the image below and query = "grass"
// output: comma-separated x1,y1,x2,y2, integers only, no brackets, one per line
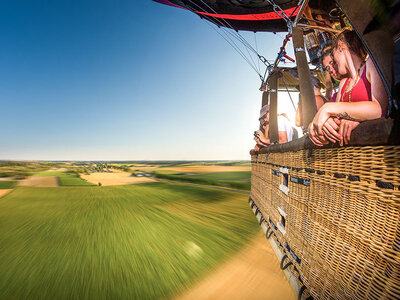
33,170,66,176
58,174,95,186
153,171,251,191
0,182,258,299
0,181,17,189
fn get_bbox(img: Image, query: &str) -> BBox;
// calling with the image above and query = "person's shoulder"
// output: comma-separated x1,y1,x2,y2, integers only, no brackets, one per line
365,56,376,82
277,115,288,123
277,115,291,128
365,56,376,74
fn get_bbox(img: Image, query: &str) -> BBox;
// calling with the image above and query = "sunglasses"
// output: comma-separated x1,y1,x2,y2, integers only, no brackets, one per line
261,120,269,126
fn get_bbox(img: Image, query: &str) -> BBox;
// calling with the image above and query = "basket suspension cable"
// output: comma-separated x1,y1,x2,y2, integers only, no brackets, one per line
191,0,272,67
254,33,261,73
259,0,309,90
293,0,310,26
265,0,294,28
193,7,265,67
186,0,273,81
188,0,312,87
289,0,303,18
196,0,264,58
187,2,264,76
201,19,265,78
260,33,293,91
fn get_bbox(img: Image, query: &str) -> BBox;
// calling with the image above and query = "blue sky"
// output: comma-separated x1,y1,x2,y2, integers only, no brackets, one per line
0,0,297,160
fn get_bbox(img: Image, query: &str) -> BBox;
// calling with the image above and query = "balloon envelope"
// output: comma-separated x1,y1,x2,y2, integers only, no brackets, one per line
153,0,300,32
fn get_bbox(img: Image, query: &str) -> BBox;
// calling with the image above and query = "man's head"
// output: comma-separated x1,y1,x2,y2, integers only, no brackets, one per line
259,105,270,126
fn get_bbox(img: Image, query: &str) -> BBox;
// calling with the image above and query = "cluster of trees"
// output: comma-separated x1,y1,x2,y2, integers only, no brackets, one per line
111,165,131,172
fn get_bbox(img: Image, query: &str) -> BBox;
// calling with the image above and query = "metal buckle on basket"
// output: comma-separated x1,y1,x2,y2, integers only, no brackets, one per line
306,149,312,165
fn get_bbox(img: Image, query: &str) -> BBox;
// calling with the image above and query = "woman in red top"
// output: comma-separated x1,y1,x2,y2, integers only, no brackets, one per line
309,30,388,146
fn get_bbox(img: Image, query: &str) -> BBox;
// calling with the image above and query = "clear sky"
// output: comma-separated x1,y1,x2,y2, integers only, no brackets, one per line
0,0,298,161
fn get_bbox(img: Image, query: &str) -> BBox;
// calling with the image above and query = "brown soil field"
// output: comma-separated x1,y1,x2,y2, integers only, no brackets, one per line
18,176,59,187
0,178,15,181
175,229,295,300
0,189,13,198
157,166,251,173
81,170,155,186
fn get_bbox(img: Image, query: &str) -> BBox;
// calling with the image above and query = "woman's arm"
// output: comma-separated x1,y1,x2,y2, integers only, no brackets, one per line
278,131,288,143
312,100,382,136
295,101,302,127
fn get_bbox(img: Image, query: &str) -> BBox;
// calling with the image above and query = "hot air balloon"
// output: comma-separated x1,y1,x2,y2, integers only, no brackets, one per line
154,1,400,299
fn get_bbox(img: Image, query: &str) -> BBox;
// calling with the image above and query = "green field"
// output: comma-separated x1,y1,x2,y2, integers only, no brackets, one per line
0,181,17,189
0,182,257,299
33,170,67,176
58,173,95,186
153,171,251,191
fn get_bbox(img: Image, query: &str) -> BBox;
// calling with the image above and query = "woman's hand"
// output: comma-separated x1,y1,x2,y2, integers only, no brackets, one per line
338,119,359,146
312,103,334,136
321,117,341,143
308,122,329,146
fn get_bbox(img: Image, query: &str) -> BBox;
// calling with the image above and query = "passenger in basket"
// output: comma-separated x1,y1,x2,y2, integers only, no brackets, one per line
302,45,346,144
320,44,344,101
294,44,344,128
254,105,298,149
309,29,389,147
254,105,270,151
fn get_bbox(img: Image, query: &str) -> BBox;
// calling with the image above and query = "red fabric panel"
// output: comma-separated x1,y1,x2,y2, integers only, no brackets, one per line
195,6,299,21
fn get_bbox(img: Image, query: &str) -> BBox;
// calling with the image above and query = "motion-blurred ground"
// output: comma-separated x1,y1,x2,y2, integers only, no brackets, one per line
0,161,294,299
0,182,257,299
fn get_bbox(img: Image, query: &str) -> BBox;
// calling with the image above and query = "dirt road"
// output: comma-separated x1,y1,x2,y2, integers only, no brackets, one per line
175,229,295,300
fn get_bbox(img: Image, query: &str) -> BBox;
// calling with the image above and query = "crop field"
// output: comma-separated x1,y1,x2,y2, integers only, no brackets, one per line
154,171,251,191
58,173,95,186
33,170,67,176
0,180,17,189
0,182,258,299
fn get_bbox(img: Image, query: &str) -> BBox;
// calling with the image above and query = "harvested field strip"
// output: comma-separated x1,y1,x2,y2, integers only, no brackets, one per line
0,182,258,299
81,171,154,186
18,176,58,187
0,189,13,198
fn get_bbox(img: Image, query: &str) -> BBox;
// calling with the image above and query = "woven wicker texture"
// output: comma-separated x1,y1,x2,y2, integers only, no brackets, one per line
251,146,400,299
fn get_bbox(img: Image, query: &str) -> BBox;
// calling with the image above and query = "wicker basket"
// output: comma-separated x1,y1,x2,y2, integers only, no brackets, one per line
251,146,400,299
